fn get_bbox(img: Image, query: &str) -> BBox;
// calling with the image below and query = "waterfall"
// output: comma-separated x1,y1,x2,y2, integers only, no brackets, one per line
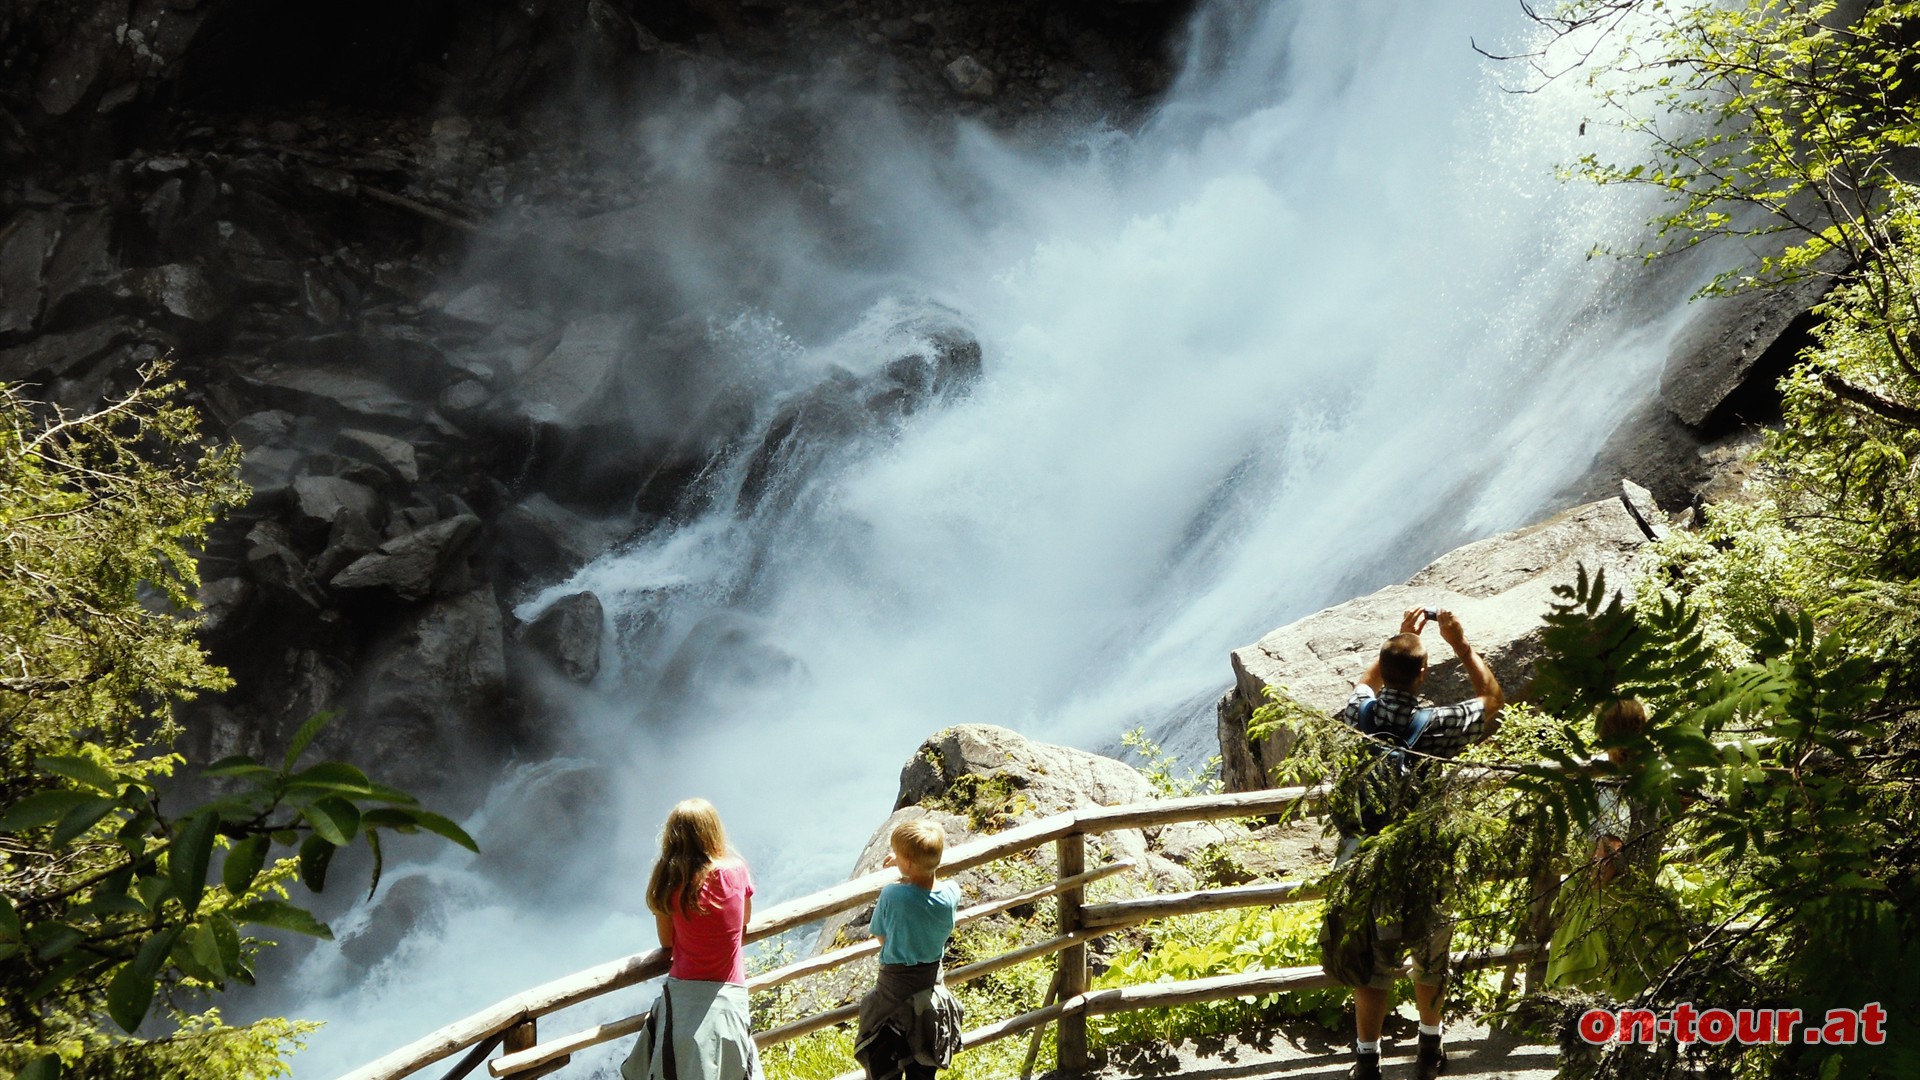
282,2,1709,1075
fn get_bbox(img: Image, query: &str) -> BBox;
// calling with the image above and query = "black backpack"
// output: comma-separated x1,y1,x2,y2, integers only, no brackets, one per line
1332,697,1438,840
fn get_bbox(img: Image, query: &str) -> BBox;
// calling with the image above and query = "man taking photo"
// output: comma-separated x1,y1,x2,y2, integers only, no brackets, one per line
1325,606,1503,1080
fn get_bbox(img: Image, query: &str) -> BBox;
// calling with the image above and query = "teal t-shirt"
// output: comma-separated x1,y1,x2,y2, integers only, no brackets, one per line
871,880,960,966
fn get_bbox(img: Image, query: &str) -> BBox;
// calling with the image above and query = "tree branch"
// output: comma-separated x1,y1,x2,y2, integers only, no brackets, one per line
1819,371,1920,428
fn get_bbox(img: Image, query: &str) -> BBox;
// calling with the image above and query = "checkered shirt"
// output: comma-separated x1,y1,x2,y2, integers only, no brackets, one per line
1338,684,1489,760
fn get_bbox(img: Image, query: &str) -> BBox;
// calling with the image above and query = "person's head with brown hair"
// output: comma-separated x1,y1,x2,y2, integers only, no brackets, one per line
647,797,731,916
1597,699,1649,765
1378,632,1428,691
888,819,945,880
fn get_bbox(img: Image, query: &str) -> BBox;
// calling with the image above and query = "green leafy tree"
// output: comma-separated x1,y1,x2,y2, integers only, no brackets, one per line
0,370,476,1079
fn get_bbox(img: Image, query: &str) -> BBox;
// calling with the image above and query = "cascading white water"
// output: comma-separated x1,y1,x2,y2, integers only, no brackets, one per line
285,2,1715,1075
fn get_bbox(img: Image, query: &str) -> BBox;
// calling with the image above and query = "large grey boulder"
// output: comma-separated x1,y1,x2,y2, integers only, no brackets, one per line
338,429,421,483
1218,492,1659,793
809,724,1240,976
0,210,57,334
518,591,604,683
241,364,421,424
493,493,627,580
291,476,382,531
330,514,483,601
356,587,507,781
0,319,145,383
502,314,630,429
122,263,222,323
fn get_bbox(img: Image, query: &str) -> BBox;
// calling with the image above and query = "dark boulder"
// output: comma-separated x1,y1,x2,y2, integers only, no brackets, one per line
0,209,58,335
291,475,383,534
517,590,603,683
329,514,483,601
355,586,508,782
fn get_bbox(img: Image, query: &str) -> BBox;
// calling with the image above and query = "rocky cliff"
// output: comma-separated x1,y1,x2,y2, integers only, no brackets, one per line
1,0,1196,794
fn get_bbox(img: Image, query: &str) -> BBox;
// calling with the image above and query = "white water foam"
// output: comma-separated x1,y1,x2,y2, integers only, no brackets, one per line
285,3,1713,1075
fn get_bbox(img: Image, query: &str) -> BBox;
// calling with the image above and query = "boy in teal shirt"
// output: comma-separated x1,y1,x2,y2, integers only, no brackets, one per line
856,820,964,1080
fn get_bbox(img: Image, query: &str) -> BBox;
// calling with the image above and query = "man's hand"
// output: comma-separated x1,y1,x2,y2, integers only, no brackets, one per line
1399,607,1429,635
1436,609,1469,652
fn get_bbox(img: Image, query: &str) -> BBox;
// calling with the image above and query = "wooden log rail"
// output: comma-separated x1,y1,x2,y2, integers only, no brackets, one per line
342,781,1562,1080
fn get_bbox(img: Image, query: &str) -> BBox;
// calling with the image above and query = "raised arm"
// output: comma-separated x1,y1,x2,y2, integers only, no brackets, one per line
1435,610,1503,738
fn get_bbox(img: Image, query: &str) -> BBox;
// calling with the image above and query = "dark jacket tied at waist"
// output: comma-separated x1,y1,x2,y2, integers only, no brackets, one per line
854,962,963,1080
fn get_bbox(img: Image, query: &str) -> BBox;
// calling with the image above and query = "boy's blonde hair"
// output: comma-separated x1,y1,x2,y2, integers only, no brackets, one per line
891,819,945,873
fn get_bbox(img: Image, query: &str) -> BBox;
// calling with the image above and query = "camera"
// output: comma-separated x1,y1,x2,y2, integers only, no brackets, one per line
1423,608,1440,621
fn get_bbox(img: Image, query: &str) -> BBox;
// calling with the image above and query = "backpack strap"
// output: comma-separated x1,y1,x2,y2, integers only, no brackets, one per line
1357,696,1379,733
1402,706,1435,751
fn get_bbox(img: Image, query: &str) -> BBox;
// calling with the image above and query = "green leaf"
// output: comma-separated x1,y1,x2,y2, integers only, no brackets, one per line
73,892,149,919
0,891,20,942
286,761,374,795
212,914,241,974
37,755,119,791
18,1053,61,1080
132,924,183,982
106,960,157,1033
170,930,219,984
299,833,335,892
284,712,335,772
136,874,174,911
33,922,86,960
187,923,227,980
408,810,479,853
51,794,119,847
222,834,270,896
228,899,333,939
362,807,420,830
169,811,219,915
200,757,278,782
365,827,384,900
301,796,361,846
0,789,97,832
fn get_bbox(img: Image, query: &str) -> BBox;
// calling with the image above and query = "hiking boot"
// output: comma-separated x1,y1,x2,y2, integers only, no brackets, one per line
1414,1033,1446,1080
1349,1052,1382,1080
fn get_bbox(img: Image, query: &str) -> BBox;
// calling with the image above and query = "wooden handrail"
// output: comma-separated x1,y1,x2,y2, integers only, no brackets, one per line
1080,879,1321,929
342,783,1329,1080
750,860,1137,994
815,942,1548,1080
489,862,1142,1077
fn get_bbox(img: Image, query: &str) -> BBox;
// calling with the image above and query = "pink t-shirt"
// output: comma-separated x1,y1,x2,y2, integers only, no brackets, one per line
668,858,753,984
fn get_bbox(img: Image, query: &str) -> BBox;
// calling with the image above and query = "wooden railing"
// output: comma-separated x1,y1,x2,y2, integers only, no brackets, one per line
335,785,1548,1080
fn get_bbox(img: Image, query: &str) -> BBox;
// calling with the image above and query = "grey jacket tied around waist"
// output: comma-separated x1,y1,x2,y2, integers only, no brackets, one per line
622,978,760,1080
854,962,964,1078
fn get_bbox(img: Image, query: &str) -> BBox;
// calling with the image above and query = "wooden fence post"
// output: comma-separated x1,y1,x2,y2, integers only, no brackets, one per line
1055,833,1089,1074
494,1019,569,1080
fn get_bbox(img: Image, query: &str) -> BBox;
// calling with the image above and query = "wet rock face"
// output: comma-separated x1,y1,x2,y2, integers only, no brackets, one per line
518,591,605,683
0,0,1204,799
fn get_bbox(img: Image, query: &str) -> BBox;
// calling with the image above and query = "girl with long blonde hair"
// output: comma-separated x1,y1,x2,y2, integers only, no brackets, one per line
624,798,759,1080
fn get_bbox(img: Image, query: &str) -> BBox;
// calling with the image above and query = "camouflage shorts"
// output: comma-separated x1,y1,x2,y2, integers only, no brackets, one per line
1364,911,1453,990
